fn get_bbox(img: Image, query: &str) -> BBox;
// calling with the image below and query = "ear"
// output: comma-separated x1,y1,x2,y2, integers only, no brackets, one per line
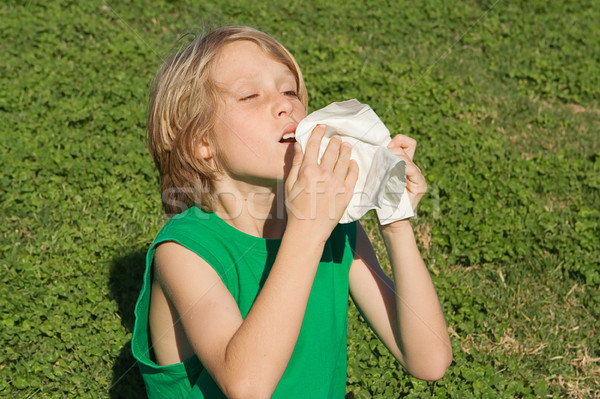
195,137,212,160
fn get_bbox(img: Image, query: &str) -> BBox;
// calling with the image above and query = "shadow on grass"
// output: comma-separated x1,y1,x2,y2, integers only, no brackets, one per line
108,250,147,399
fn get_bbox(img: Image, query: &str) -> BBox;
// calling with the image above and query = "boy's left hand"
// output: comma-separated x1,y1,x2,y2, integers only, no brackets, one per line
387,134,427,212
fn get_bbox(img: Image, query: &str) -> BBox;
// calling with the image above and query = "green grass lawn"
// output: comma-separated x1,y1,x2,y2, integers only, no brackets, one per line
1,0,598,397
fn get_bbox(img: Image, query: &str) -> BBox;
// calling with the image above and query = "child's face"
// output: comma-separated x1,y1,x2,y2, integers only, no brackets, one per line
210,40,306,185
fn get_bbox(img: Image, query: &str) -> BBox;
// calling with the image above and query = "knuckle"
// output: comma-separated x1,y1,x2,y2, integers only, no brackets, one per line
300,165,319,179
319,170,332,182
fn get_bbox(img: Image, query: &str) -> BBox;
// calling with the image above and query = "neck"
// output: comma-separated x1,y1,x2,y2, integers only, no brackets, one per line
212,177,287,239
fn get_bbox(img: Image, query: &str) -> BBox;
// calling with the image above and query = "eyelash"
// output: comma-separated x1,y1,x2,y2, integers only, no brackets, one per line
240,91,298,102
240,94,258,101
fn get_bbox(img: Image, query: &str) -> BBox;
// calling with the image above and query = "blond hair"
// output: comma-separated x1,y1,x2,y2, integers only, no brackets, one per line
147,26,308,215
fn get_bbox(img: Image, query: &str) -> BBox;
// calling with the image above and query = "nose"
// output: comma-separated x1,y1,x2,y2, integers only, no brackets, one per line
274,92,294,118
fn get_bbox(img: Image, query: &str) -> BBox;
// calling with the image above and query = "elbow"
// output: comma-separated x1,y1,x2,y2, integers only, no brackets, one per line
222,375,276,399
426,349,453,381
407,349,453,382
415,364,450,382
217,349,282,399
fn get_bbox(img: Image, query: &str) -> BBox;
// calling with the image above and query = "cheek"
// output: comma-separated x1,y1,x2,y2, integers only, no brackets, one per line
294,101,307,119
217,128,264,171
213,112,250,147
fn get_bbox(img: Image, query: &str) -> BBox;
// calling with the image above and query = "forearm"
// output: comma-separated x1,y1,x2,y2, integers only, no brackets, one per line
381,220,452,378
215,124,357,396
221,224,325,396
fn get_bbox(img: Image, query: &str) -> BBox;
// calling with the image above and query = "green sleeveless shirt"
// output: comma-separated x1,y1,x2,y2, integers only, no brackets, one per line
132,206,357,398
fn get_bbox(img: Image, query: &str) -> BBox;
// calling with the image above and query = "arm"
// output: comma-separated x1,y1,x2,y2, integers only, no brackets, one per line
154,230,327,398
349,135,452,381
153,126,358,398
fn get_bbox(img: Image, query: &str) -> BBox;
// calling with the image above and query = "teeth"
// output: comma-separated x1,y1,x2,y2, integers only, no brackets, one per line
282,133,295,140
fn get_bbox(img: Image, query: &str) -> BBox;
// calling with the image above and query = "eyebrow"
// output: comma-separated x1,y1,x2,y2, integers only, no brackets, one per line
279,69,298,86
216,69,297,97
214,79,251,99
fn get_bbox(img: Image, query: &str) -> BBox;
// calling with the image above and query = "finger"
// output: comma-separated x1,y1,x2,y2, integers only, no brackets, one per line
388,146,412,164
388,134,416,160
405,162,424,185
320,135,342,171
406,178,427,197
344,159,359,191
402,156,420,179
303,124,326,164
333,141,352,180
390,149,424,187
285,141,304,188
405,163,427,195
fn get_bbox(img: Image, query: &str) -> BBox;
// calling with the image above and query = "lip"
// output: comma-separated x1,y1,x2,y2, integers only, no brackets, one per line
279,123,298,144
282,123,297,136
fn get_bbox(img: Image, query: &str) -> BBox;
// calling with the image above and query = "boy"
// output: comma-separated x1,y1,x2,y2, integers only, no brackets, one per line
132,26,451,398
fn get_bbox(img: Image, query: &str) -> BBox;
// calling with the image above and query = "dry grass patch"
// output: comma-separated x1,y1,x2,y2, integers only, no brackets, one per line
459,328,547,357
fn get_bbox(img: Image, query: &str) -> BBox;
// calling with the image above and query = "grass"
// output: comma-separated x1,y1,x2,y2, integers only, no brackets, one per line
1,0,598,397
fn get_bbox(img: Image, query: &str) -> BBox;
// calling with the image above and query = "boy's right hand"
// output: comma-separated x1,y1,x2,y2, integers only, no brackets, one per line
284,124,359,241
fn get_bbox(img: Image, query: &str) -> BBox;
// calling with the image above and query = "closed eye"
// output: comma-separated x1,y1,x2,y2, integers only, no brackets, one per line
283,90,298,97
240,94,258,101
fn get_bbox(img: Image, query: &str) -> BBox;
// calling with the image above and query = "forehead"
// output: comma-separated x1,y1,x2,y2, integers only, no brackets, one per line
212,40,295,86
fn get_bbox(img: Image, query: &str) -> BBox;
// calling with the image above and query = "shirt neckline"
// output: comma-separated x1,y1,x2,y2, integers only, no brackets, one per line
186,206,282,253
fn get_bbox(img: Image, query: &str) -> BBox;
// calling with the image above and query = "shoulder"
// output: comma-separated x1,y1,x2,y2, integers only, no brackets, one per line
153,240,215,284
160,206,213,235
153,207,224,260
150,207,234,284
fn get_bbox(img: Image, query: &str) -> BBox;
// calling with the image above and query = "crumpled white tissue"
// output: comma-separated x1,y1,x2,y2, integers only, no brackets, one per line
295,99,414,224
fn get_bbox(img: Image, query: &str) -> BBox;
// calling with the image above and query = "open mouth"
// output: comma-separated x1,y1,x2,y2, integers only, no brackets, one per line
279,132,296,143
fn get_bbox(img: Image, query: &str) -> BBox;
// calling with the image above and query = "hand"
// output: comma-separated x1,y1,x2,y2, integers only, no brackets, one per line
387,135,427,211
284,125,359,240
